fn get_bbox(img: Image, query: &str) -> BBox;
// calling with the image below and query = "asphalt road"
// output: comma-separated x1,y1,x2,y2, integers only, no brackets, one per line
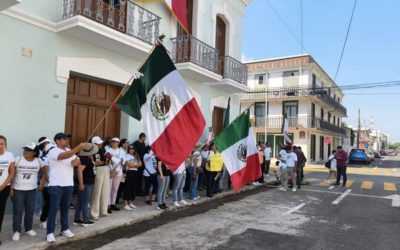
50,156,400,250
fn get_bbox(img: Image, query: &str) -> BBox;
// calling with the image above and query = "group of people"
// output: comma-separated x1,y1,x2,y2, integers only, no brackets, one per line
0,133,233,244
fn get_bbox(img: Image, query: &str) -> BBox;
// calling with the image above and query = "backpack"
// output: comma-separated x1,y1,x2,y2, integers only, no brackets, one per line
324,160,331,169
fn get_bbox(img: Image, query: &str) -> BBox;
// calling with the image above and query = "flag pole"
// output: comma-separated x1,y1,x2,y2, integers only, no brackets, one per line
87,41,163,141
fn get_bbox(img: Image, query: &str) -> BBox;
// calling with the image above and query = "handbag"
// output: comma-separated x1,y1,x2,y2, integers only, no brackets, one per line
325,160,331,169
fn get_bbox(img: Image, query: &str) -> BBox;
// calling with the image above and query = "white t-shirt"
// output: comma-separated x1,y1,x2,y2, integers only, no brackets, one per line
47,147,76,187
285,152,298,168
173,162,186,175
0,151,14,186
13,157,43,190
107,147,126,176
126,154,138,171
201,150,210,159
143,152,157,177
264,147,272,160
192,151,202,168
328,154,337,169
279,149,287,161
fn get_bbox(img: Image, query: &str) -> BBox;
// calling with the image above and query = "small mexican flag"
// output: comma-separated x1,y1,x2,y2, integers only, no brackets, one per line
214,109,261,192
116,45,205,171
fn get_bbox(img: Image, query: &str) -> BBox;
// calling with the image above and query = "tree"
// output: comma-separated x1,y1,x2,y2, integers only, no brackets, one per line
389,143,400,149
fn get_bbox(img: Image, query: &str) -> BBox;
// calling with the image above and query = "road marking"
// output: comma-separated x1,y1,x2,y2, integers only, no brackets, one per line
283,203,306,215
384,182,397,192
361,181,374,189
332,189,352,205
270,205,292,209
346,180,354,188
384,195,400,207
329,186,334,190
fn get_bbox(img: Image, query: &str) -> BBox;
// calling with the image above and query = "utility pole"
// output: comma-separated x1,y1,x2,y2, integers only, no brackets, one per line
357,108,360,148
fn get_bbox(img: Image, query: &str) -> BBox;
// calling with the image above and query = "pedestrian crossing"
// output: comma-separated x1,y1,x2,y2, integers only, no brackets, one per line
314,179,399,192
302,166,400,177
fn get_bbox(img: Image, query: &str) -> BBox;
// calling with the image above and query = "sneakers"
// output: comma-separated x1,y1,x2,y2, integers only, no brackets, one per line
162,203,169,209
123,205,133,211
110,205,120,211
173,201,181,207
26,230,37,236
107,208,112,214
12,232,20,241
278,187,287,192
46,233,55,243
179,200,189,205
292,187,297,192
40,221,47,229
252,182,260,186
129,204,137,209
73,219,83,225
157,204,164,210
60,229,75,238
82,221,95,227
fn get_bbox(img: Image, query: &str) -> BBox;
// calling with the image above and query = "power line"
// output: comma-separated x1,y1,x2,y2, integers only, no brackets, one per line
334,0,358,81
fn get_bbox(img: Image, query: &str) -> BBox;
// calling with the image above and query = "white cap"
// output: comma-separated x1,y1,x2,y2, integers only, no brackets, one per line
38,138,52,145
110,137,120,143
91,136,104,145
23,142,37,151
44,143,55,153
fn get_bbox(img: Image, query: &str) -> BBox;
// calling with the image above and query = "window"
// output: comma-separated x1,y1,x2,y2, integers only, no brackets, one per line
320,136,324,161
283,101,298,127
255,102,266,127
255,74,266,85
328,112,331,123
337,117,340,126
283,70,299,77
283,70,299,87
312,74,316,89
310,134,316,161
333,115,336,125
320,108,324,120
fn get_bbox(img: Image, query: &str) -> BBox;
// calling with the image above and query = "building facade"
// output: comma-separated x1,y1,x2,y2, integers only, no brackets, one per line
241,55,348,162
0,0,251,153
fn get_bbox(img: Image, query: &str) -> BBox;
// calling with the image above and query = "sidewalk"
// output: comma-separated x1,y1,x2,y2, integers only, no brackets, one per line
0,175,276,250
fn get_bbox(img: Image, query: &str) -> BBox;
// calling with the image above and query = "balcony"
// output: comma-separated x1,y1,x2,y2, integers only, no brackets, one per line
59,0,160,57
241,85,347,116
170,35,249,92
252,116,346,135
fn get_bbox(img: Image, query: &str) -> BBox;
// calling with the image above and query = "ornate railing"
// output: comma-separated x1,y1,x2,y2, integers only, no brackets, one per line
241,85,347,115
171,35,220,74
252,116,346,135
61,0,160,44
222,56,248,85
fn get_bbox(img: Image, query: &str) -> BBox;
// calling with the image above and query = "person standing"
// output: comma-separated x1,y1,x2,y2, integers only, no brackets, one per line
188,150,201,200
35,137,51,216
293,146,304,189
285,146,298,192
326,150,337,181
0,135,15,245
263,142,272,176
74,143,98,227
157,159,171,210
133,133,146,196
90,136,110,220
335,146,349,187
116,139,129,205
106,137,126,213
46,133,86,243
39,143,54,229
298,146,307,181
11,143,47,241
172,161,188,207
123,146,142,210
206,143,223,198
198,144,210,191
143,146,158,205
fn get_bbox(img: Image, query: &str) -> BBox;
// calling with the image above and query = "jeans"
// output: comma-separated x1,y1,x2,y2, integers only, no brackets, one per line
188,166,198,199
336,165,347,185
0,186,10,232
157,175,170,205
296,164,302,188
47,186,74,235
75,184,93,222
34,188,42,215
197,169,206,190
206,170,217,197
40,187,50,223
12,189,36,233
144,175,158,196
265,160,271,174
172,173,186,202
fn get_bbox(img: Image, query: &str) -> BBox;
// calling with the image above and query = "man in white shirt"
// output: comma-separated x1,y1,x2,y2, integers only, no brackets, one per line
46,133,87,243
285,146,298,192
263,142,272,176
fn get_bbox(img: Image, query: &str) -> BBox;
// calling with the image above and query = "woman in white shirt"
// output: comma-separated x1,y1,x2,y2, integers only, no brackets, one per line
143,146,158,205
123,145,142,210
11,142,46,241
326,150,338,181
0,135,15,245
106,137,126,213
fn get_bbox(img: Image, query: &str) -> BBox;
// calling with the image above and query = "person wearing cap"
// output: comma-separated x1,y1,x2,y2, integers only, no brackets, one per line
90,136,110,220
11,142,47,241
39,143,55,229
106,137,126,213
46,132,87,243
0,135,16,246
74,143,98,227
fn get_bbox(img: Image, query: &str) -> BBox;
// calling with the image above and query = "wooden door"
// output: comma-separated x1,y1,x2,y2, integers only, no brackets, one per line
65,76,121,147
215,16,226,74
212,107,225,137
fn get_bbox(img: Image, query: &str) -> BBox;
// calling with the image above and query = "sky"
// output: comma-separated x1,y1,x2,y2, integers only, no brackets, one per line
242,0,400,142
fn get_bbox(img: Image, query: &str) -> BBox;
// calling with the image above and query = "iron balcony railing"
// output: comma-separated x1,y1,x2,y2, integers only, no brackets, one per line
242,85,347,115
61,0,161,44
252,116,346,135
222,56,248,85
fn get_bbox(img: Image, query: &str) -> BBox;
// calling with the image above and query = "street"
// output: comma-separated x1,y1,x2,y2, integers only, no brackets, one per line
49,155,400,250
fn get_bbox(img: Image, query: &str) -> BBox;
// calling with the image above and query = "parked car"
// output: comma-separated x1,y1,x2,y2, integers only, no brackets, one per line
349,149,371,164
365,149,375,162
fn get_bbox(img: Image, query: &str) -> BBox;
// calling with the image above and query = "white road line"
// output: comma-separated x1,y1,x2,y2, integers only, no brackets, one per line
332,189,352,205
270,205,292,209
329,186,335,190
301,188,384,199
283,203,306,215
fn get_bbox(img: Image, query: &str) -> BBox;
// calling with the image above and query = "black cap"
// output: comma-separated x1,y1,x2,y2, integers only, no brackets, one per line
54,133,71,141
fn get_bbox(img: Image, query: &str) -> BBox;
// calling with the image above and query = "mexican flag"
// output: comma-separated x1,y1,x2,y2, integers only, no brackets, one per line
214,110,261,192
116,45,205,171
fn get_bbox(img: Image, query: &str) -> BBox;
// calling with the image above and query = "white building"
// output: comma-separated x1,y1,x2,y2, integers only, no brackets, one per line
0,0,251,153
241,55,348,162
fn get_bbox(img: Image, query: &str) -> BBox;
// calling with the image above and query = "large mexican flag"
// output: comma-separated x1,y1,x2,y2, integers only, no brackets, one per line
116,45,205,171
214,110,261,192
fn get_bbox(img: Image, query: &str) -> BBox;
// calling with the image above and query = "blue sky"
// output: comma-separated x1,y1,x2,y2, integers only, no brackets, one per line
242,0,400,142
